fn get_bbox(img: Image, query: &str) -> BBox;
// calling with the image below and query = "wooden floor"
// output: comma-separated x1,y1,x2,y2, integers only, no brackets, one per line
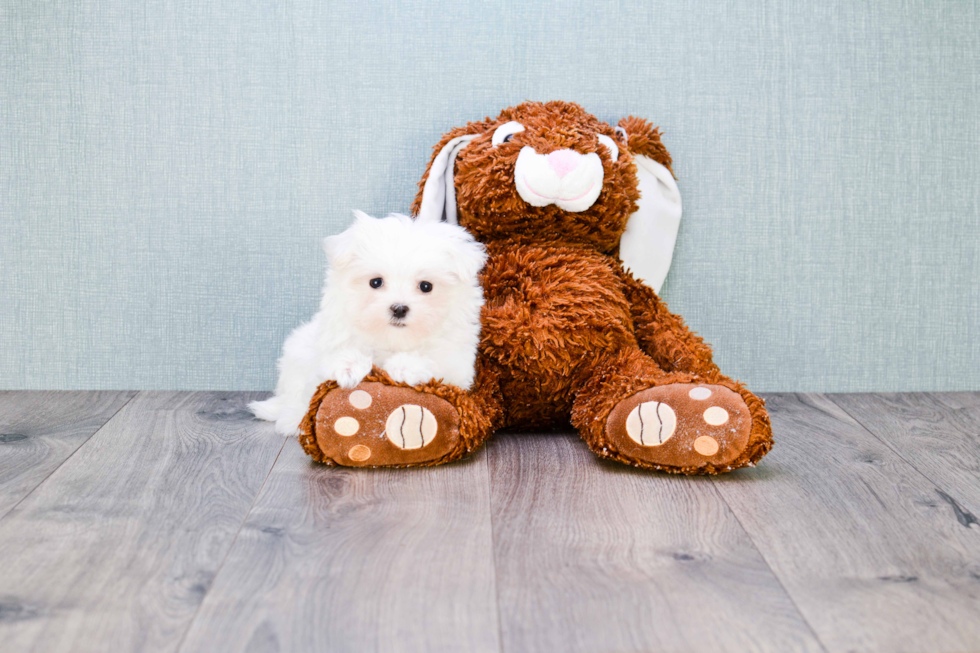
1,392,979,652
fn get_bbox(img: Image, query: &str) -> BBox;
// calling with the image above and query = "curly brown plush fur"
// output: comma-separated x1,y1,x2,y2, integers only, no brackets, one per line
303,101,772,474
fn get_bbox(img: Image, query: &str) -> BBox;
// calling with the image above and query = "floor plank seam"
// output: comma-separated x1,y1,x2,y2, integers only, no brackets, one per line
826,393,980,528
0,390,139,523
710,397,831,653
173,432,290,653
484,445,506,653
710,486,829,653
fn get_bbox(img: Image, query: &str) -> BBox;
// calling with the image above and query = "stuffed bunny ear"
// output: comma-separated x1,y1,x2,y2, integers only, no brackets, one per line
414,134,478,225
618,154,683,294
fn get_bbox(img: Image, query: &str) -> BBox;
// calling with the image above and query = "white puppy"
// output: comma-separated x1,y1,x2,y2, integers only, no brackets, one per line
249,211,487,435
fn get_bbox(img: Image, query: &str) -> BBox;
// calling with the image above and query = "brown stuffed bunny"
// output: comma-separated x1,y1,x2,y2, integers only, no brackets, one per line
299,101,772,474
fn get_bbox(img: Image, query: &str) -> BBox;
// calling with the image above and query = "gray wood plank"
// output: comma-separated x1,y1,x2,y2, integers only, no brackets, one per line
929,391,980,411
830,392,980,518
0,391,285,653
487,431,824,653
0,391,136,517
713,393,980,653
178,437,500,653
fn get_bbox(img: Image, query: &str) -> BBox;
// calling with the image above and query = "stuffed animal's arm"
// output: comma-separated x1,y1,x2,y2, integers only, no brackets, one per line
617,267,720,378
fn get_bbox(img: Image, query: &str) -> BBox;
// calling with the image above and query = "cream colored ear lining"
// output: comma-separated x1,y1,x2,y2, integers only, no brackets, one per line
415,134,477,224
618,155,683,294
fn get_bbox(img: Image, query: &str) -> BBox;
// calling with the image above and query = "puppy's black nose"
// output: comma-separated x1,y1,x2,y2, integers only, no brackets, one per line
390,304,409,319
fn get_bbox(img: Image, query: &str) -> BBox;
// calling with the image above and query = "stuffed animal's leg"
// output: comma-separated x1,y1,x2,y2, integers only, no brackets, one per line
298,360,505,467
571,346,772,474
617,266,722,378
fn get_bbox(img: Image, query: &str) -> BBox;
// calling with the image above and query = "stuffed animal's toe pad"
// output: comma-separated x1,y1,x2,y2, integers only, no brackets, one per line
605,383,751,470
384,404,438,449
314,382,460,467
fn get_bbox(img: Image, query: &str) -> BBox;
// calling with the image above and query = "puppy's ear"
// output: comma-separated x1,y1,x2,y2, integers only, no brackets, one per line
445,237,488,284
323,210,376,269
412,118,495,225
350,209,375,225
322,231,356,270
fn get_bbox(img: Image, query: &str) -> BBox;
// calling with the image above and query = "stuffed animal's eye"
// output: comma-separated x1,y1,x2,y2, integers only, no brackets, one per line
369,277,383,289
597,134,620,161
615,126,628,143
492,121,525,147
419,281,433,293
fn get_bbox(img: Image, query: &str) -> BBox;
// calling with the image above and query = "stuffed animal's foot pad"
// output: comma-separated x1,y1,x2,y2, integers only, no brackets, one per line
314,382,460,467
605,383,751,470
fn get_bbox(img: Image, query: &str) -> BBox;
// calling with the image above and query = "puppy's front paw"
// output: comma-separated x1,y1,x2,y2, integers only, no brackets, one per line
322,351,373,389
383,353,437,387
335,362,372,388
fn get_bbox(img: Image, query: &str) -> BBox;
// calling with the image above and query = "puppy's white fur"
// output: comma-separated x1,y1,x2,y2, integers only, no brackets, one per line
249,211,486,436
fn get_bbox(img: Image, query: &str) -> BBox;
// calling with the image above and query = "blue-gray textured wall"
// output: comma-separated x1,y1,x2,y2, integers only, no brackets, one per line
2,0,978,391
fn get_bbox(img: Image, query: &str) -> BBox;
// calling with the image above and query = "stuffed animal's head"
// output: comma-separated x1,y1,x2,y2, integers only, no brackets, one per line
412,101,684,292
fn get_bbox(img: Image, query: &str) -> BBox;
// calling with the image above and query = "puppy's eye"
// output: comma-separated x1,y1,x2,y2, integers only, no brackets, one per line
369,277,383,289
491,121,525,147
419,281,433,293
597,134,620,161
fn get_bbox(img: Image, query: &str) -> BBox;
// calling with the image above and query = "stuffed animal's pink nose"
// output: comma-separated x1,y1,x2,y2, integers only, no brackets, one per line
546,149,582,178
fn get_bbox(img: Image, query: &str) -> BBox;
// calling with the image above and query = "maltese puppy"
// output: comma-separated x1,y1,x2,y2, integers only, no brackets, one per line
249,211,487,435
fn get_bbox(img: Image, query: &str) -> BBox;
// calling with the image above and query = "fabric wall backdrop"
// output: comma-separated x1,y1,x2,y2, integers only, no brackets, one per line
2,0,978,392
